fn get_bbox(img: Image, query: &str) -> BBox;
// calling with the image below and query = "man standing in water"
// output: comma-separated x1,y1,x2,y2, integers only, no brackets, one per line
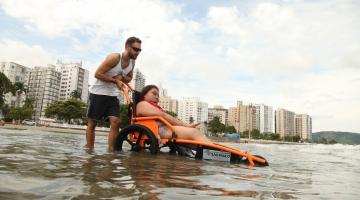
86,36,142,151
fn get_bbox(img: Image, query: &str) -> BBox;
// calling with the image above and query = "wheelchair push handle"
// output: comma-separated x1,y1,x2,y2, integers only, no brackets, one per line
116,81,134,105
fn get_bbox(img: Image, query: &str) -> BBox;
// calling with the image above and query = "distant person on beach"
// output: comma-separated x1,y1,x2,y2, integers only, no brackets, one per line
86,36,142,151
136,85,211,142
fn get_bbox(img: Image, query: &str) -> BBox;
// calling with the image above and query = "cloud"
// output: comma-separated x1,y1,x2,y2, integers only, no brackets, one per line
0,0,202,80
0,38,53,67
206,1,360,76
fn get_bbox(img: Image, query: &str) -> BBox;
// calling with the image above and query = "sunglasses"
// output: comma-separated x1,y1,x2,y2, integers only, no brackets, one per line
131,46,142,52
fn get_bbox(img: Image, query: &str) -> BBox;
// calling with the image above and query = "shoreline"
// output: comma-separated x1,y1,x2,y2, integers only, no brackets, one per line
1,124,303,144
0,124,108,136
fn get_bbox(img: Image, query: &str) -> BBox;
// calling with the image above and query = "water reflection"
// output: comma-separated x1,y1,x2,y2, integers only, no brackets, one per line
79,152,206,199
78,151,272,199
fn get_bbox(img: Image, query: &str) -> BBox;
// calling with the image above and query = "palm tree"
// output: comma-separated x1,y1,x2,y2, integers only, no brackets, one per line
24,97,35,109
12,82,27,107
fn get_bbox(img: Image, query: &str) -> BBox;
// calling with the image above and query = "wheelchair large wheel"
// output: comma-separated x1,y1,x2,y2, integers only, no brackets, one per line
114,124,159,154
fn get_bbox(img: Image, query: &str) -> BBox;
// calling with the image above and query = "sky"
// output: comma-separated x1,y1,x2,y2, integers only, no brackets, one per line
0,0,359,132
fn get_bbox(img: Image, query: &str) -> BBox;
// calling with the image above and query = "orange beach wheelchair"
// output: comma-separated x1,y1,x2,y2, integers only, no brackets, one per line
113,83,268,167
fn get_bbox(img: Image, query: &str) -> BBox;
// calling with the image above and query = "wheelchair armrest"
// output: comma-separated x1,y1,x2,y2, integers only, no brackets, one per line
133,116,176,133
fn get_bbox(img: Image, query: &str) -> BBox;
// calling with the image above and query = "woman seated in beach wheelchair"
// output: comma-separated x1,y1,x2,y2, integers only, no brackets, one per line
113,84,210,155
113,83,269,167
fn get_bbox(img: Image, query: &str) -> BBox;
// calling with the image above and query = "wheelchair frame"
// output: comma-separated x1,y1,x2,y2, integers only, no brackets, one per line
113,83,268,167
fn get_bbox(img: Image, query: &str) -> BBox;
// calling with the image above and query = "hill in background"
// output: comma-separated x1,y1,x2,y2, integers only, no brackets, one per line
312,131,360,145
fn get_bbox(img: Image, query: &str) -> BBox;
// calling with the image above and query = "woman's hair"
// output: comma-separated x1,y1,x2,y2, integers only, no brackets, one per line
139,85,159,101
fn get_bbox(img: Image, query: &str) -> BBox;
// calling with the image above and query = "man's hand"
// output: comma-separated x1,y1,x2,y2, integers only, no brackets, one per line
113,75,125,90
113,75,123,82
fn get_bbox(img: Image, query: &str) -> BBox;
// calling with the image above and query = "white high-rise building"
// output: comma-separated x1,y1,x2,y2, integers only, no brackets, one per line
27,65,61,121
275,108,296,137
158,83,167,97
208,106,228,125
56,61,89,103
228,101,256,133
178,97,208,124
130,69,145,92
119,69,146,104
159,96,178,114
255,104,274,133
0,62,31,107
295,114,312,140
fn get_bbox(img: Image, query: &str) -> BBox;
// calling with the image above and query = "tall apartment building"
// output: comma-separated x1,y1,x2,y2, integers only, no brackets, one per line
27,65,61,121
130,69,145,92
275,108,296,137
158,83,168,97
295,114,312,140
56,61,89,103
228,101,256,133
247,105,257,132
255,104,274,133
159,96,178,114
0,62,30,107
208,106,228,125
178,97,208,124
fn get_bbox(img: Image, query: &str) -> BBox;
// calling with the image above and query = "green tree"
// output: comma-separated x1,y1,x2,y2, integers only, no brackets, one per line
283,135,301,142
293,135,301,142
328,139,337,144
251,129,261,139
166,111,177,117
119,104,130,128
242,130,250,138
45,99,87,123
208,116,225,136
70,90,82,99
12,82,26,93
320,137,328,144
1,104,10,120
269,133,281,141
12,82,27,107
7,106,33,121
189,116,194,124
0,72,13,109
24,97,35,109
225,125,237,133
284,136,292,142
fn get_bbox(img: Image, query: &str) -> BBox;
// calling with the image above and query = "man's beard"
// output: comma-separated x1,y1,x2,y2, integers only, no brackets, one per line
130,53,138,59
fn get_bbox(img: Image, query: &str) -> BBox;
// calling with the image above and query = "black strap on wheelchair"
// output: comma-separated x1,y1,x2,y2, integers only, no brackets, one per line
131,91,141,118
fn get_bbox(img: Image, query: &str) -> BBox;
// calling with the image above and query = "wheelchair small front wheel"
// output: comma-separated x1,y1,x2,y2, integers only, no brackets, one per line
114,124,159,154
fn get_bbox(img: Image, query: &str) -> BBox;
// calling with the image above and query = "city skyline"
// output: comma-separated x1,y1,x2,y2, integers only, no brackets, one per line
2,60,311,138
0,0,359,132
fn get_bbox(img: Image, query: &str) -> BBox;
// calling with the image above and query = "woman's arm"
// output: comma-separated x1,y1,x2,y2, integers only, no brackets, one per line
136,102,189,126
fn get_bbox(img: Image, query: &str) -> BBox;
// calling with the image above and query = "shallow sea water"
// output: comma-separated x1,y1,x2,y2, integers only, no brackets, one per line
0,128,359,199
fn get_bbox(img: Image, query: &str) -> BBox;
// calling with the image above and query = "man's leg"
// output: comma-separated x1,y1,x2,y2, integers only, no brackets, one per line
108,116,120,151
85,119,97,149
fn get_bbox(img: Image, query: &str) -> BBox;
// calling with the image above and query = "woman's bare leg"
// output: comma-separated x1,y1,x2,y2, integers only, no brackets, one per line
162,126,211,142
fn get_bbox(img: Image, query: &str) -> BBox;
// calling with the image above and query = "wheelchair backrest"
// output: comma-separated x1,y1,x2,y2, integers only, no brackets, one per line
128,91,141,119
